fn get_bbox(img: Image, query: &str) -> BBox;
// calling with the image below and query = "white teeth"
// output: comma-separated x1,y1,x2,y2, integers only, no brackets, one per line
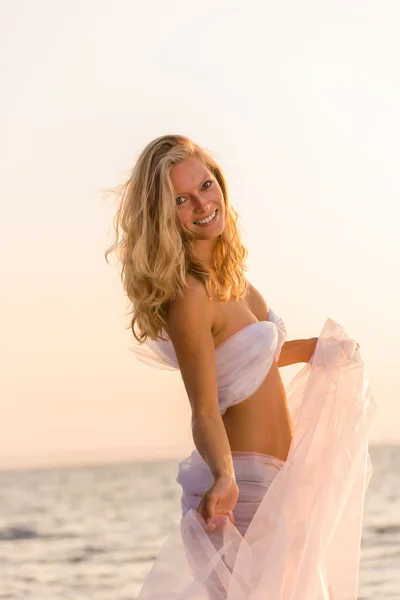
194,210,216,225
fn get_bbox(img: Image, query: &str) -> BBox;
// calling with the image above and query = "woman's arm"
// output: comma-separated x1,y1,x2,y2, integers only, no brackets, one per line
166,277,239,529
166,276,236,481
277,337,318,367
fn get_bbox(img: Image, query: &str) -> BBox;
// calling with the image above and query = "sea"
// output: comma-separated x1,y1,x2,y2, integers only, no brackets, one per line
0,444,398,599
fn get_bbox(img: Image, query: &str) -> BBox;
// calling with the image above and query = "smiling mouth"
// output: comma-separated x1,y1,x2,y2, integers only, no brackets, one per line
193,209,218,225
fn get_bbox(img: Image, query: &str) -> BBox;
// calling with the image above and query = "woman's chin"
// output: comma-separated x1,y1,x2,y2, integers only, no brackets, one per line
193,227,224,241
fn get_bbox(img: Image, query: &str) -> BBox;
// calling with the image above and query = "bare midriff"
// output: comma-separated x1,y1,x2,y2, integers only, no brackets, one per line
213,285,293,463
221,362,293,462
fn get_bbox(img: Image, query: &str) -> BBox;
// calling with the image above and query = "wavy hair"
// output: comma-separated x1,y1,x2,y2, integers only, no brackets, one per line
104,134,249,343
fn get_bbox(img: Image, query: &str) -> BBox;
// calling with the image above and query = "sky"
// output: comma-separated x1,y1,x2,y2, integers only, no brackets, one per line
1,0,399,471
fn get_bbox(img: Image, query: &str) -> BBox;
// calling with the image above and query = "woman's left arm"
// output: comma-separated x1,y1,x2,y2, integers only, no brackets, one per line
277,337,318,367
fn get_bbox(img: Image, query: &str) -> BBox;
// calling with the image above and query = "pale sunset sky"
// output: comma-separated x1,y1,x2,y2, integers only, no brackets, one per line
2,1,399,470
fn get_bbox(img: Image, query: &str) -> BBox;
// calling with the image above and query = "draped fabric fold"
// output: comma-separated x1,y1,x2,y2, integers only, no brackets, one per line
134,316,376,600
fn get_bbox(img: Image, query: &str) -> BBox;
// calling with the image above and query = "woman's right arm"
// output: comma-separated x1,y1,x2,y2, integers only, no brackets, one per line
166,277,238,528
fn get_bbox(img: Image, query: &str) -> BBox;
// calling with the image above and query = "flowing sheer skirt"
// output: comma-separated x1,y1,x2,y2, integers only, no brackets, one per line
136,317,376,600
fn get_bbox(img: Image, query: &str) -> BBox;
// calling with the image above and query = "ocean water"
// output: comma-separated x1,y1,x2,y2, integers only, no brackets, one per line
0,445,398,599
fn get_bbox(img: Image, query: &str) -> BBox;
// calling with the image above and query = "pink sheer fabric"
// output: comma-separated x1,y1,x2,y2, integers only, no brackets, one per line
132,314,376,600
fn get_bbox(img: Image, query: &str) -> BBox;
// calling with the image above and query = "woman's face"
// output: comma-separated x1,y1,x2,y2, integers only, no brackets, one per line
170,156,225,240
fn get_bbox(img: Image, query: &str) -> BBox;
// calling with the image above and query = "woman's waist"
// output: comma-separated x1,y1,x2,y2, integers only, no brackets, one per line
225,422,293,462
177,448,285,492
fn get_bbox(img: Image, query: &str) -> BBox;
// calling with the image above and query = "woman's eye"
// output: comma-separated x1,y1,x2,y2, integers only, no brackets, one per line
176,181,211,205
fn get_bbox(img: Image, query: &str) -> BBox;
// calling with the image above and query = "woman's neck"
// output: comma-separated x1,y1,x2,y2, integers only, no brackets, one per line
193,239,216,267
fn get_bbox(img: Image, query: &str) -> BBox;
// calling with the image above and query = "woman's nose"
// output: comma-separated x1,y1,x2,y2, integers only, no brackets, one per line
193,195,211,212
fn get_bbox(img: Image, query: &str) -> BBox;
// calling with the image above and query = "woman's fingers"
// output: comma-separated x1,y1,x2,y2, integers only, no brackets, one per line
196,492,233,532
196,477,238,532
204,493,218,529
196,492,215,523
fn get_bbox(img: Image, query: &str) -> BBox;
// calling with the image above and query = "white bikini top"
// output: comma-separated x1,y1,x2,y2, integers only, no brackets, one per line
131,308,287,415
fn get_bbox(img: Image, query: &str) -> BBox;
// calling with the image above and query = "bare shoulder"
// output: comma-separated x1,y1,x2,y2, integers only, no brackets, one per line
245,278,269,321
166,274,213,336
165,275,218,414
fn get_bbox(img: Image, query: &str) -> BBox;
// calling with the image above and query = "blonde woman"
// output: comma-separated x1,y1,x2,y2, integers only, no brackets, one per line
105,135,376,600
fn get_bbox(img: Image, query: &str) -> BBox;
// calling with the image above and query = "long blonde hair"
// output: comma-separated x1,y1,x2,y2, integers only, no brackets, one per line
104,134,248,343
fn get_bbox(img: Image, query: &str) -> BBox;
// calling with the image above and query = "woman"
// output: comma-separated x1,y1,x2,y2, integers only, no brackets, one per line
105,134,376,600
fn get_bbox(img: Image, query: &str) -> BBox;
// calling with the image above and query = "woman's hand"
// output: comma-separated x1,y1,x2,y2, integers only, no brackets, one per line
307,337,319,363
196,475,239,532
308,337,360,365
